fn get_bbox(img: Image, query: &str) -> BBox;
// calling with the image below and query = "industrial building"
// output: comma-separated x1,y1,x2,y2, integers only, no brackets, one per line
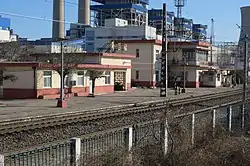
192,24,207,41
148,9,175,36
19,38,85,53
90,0,149,27
174,17,193,39
0,16,17,43
83,19,159,52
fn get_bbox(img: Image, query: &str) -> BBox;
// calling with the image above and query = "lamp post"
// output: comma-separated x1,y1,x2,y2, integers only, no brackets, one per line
57,41,67,108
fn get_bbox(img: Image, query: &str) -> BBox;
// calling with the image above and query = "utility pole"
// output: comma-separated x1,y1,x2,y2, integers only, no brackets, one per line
57,41,66,108
182,56,186,93
210,18,214,63
242,34,248,129
160,3,168,97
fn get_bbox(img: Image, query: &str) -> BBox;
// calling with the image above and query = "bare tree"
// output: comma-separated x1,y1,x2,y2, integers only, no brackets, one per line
0,41,33,61
86,69,104,97
34,51,85,89
0,41,34,82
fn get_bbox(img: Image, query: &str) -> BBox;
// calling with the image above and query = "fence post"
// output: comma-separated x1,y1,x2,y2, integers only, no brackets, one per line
191,114,195,145
70,138,81,166
227,106,232,132
241,104,245,129
124,127,133,151
0,155,4,166
212,109,216,136
160,119,168,156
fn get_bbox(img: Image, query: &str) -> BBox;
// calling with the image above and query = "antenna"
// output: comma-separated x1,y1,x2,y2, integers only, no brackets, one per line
174,0,187,18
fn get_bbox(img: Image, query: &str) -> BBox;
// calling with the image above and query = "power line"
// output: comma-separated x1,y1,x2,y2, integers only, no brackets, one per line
0,11,84,25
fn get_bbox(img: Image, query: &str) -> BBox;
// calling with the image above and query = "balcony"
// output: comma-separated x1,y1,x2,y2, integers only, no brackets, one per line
169,59,209,66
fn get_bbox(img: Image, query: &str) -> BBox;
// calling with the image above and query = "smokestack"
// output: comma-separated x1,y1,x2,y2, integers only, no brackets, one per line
78,0,90,25
52,0,65,41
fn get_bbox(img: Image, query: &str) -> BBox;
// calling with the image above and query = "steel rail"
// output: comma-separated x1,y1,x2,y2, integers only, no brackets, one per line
0,88,247,134
3,99,248,155
0,89,245,130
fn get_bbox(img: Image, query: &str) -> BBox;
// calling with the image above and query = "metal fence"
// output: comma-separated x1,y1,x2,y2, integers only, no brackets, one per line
1,101,249,166
3,141,71,166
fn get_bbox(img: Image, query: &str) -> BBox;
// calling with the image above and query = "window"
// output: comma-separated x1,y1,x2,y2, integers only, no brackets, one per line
104,71,111,84
136,49,139,58
77,71,85,86
43,71,52,88
136,70,139,79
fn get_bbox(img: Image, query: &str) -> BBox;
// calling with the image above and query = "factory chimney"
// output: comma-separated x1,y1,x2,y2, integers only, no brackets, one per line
78,0,90,25
52,0,65,41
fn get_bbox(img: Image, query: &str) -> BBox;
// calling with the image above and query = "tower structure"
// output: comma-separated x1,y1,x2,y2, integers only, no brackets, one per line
148,9,175,36
78,0,90,26
90,0,149,26
239,6,250,41
174,0,186,18
239,6,250,55
52,0,65,41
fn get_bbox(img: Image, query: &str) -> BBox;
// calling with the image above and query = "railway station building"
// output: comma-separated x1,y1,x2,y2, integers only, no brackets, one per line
0,52,134,99
114,39,219,88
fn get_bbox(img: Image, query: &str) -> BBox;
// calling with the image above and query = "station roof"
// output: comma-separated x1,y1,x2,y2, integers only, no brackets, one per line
0,62,131,70
32,52,136,59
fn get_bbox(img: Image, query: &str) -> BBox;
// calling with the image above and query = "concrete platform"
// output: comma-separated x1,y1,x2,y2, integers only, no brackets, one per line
0,87,242,121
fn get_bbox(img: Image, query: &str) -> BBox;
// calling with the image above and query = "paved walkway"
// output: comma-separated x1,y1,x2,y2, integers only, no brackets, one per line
0,87,241,121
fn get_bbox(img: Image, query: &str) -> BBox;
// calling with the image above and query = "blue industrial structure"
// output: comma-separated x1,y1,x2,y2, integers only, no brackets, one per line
174,17,193,39
90,0,148,26
65,0,208,42
192,24,207,41
0,16,11,30
148,9,175,36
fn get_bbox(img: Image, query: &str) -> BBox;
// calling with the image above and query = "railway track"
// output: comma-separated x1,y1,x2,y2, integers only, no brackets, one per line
0,88,247,134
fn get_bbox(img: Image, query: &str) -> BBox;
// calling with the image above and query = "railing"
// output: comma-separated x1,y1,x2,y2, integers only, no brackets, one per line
3,140,71,166
1,100,248,166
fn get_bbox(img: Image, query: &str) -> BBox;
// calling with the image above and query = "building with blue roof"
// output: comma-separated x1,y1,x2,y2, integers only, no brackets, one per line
90,0,148,26
0,16,10,30
192,24,207,41
148,9,175,36
174,17,193,39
